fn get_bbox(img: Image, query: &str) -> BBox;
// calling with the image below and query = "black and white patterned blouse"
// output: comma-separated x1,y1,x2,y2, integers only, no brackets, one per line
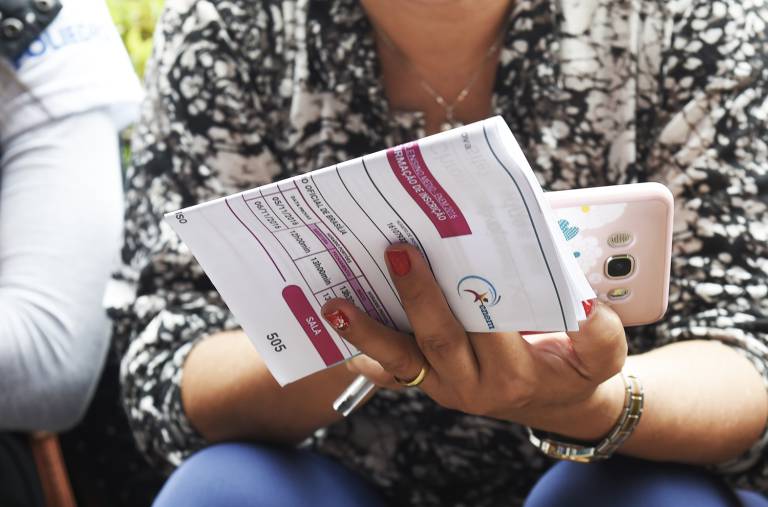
111,0,768,505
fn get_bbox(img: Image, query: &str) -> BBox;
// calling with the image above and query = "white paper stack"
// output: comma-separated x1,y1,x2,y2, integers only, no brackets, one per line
166,116,594,385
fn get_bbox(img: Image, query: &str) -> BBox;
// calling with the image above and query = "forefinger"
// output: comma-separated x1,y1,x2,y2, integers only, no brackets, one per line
384,244,480,386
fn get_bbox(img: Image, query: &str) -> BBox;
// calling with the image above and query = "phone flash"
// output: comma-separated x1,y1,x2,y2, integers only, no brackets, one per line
608,287,631,300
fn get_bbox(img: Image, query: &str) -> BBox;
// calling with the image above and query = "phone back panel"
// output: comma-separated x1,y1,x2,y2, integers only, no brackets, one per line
546,183,673,327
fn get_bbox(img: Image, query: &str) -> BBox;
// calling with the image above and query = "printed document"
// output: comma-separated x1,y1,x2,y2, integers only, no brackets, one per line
166,116,594,385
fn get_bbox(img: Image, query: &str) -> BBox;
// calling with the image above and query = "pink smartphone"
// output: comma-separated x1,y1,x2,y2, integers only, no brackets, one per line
545,182,674,327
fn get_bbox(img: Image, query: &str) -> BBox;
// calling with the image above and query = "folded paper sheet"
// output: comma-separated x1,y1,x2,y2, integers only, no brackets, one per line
166,116,594,385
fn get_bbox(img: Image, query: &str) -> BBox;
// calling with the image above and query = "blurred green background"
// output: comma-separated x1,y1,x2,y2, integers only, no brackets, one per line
107,0,162,163
107,0,163,77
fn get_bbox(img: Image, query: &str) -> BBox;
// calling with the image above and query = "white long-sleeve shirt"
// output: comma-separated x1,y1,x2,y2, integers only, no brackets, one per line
0,108,123,430
0,0,142,431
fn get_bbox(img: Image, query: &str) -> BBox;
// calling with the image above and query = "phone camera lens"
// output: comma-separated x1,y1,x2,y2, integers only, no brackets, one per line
605,255,635,278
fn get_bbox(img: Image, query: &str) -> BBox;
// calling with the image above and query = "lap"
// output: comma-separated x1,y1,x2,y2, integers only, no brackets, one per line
152,443,386,507
525,456,768,507
155,444,768,507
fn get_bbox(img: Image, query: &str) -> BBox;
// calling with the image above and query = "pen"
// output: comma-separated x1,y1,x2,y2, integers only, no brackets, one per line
333,375,375,416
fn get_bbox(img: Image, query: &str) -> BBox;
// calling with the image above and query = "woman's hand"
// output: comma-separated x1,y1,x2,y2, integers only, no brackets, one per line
322,244,629,440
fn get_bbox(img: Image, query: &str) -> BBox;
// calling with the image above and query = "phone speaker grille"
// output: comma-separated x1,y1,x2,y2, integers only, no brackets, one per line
607,232,633,248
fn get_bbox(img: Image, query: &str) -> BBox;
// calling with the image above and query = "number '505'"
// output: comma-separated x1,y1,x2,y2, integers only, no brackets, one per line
267,333,286,352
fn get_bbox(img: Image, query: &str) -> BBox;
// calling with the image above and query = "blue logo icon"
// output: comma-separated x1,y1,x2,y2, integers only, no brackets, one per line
457,276,501,330
457,275,501,306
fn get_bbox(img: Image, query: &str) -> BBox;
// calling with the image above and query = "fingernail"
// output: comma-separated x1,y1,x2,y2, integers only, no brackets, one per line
582,298,598,319
386,249,411,276
323,309,350,331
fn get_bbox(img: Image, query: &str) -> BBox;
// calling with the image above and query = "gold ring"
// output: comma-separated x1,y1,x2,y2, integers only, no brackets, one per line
395,364,430,387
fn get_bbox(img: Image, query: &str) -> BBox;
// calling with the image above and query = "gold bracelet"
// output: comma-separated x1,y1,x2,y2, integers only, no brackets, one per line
527,371,644,463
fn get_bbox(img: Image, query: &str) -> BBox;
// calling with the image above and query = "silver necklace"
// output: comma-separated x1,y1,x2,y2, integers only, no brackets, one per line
376,27,505,132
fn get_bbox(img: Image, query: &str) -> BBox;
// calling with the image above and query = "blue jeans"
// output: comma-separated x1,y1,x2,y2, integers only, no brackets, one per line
152,443,386,507
525,457,768,507
153,443,767,507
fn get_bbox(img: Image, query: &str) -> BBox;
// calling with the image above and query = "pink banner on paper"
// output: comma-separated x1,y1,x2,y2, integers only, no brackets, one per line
386,143,471,238
282,285,343,366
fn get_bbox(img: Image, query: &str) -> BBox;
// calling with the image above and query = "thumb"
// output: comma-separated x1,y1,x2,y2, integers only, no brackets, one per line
566,300,628,382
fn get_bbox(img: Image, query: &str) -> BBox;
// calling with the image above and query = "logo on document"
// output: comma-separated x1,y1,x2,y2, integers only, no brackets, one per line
457,275,501,330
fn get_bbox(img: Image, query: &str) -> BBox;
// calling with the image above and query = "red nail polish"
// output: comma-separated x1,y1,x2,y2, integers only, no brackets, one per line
386,249,411,276
582,299,597,318
323,309,350,331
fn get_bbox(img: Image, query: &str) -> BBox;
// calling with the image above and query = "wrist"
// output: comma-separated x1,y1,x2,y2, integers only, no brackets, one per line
534,373,626,442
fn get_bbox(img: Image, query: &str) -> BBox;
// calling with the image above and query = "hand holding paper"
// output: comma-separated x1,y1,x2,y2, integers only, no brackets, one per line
323,242,628,440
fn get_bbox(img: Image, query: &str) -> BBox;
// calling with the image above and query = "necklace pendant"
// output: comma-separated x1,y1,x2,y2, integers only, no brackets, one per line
440,120,464,132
